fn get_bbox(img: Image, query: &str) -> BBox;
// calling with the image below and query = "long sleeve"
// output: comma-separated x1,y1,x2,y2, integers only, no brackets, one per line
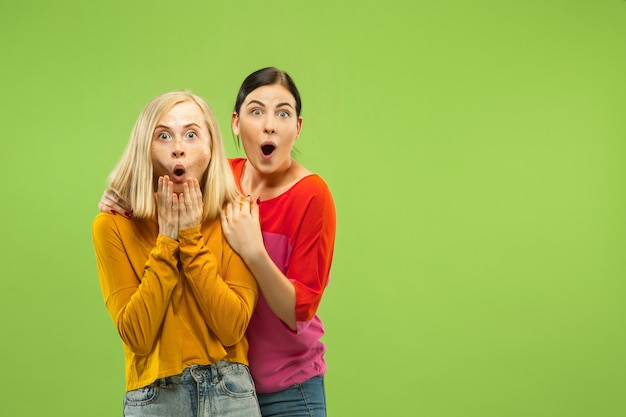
178,224,257,347
93,212,257,392
92,213,180,356
286,178,336,322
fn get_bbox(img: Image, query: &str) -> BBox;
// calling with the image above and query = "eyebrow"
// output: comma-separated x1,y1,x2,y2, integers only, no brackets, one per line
246,99,294,109
154,122,202,130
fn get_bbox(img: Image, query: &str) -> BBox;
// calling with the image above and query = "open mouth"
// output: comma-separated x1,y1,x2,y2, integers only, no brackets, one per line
261,144,276,156
172,165,186,179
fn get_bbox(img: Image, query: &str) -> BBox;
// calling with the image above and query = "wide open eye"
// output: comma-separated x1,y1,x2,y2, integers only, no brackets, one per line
157,132,170,140
277,110,289,118
187,131,197,139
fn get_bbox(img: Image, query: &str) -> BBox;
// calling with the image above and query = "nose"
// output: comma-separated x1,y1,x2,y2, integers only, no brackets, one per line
263,115,276,134
172,138,185,158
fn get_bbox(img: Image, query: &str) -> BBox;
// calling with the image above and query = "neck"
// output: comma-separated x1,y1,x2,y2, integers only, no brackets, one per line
241,159,299,199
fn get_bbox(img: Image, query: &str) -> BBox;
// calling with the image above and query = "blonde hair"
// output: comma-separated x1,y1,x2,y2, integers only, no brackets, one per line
108,90,237,221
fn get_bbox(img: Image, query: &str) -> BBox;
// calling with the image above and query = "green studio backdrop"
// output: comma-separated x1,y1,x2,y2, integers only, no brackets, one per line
1,1,625,416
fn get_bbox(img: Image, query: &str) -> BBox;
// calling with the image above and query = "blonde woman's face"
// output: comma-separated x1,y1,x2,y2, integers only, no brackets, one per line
151,101,211,194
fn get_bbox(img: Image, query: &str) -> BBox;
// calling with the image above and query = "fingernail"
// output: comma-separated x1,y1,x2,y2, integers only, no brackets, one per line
125,211,132,218
111,210,117,215
256,197,261,205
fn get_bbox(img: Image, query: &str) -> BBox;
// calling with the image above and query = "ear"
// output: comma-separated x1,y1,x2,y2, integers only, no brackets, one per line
295,116,303,139
231,112,240,136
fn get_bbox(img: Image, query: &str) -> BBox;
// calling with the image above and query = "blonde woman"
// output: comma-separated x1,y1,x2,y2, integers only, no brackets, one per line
92,90,261,417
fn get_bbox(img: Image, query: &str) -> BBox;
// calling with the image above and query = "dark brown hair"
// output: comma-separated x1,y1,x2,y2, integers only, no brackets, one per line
234,67,302,116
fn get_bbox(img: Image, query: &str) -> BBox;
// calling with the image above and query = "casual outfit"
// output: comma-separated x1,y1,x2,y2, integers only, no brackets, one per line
92,214,261,417
229,158,336,417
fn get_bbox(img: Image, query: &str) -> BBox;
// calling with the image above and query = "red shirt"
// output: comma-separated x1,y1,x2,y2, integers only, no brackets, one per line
229,158,336,392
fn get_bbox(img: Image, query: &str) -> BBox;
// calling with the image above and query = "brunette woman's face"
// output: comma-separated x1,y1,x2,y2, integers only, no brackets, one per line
151,101,212,193
232,84,302,175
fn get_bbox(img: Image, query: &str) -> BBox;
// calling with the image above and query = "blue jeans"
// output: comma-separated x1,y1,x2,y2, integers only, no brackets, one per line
256,376,326,417
123,361,261,417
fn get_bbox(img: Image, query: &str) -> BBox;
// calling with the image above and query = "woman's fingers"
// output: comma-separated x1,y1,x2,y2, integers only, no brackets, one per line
178,178,203,229
99,188,133,217
251,196,260,219
220,202,232,232
156,176,178,239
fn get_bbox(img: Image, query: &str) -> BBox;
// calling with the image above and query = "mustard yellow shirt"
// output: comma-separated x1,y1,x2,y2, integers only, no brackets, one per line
92,213,258,391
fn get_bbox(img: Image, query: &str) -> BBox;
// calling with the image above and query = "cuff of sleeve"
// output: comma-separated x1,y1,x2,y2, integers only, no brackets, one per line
156,234,180,255
178,224,202,245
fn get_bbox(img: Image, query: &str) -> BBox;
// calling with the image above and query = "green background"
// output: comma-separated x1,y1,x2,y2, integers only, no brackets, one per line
1,1,625,416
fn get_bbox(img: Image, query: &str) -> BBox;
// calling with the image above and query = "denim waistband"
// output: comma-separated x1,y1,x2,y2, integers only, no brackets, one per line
160,361,247,386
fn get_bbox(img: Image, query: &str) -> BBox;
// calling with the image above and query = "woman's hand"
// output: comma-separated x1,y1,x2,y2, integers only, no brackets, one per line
220,196,264,261
155,176,179,240
178,178,203,230
98,188,133,218
222,196,298,330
